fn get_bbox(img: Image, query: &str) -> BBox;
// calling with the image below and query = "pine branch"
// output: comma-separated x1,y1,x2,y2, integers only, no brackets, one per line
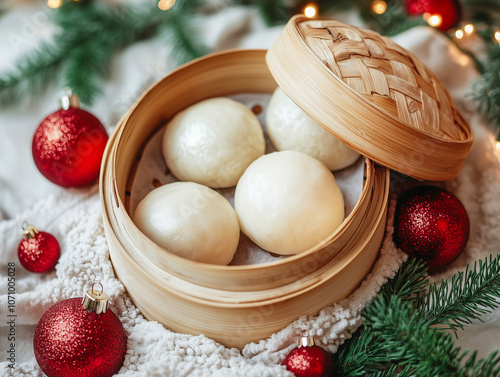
419,255,500,334
334,256,500,376
332,330,389,376
364,295,500,376
377,258,428,307
59,36,113,105
253,0,290,26
53,1,165,104
472,35,500,134
367,364,415,377
0,0,205,107
332,259,429,376
469,351,500,377
161,9,208,65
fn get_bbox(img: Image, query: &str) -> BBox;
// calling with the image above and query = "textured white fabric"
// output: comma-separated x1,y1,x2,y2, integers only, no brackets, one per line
1,3,500,376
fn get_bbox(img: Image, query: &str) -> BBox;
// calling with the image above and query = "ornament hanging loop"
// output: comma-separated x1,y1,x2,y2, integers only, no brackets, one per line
22,223,39,239
58,87,80,110
91,282,104,296
82,282,109,314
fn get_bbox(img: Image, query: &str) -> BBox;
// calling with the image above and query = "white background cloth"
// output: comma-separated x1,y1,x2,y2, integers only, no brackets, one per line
1,2,500,376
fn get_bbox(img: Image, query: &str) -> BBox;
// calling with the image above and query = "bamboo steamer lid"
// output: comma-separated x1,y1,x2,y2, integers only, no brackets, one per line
266,15,473,181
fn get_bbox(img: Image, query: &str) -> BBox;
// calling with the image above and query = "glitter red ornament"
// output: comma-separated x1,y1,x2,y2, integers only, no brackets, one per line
393,185,470,271
18,224,60,273
283,337,334,377
33,283,128,377
32,89,109,187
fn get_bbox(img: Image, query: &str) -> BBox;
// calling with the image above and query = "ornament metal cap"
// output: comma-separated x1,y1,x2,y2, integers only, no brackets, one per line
22,223,39,239
58,88,80,110
82,282,109,314
298,336,315,348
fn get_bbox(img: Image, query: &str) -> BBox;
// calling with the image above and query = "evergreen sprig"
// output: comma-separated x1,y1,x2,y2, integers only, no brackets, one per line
365,295,465,375
0,0,499,129
160,0,209,66
333,256,500,376
472,34,500,133
376,257,428,307
0,41,63,107
52,1,163,104
420,255,500,334
0,0,207,106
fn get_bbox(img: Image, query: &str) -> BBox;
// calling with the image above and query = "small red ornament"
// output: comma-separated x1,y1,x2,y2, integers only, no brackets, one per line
405,0,461,31
393,185,470,271
18,224,60,273
283,337,334,377
32,89,109,187
33,283,128,377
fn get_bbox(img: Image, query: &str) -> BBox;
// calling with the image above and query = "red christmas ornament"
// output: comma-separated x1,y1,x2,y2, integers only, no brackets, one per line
18,224,60,273
405,0,461,31
393,185,470,271
32,89,109,187
33,283,128,377
283,337,334,377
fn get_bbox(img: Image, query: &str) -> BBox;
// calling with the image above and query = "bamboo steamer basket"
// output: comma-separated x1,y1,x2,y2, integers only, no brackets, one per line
100,16,472,349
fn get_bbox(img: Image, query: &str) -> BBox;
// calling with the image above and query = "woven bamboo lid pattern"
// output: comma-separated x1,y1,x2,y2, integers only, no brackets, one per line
266,15,473,181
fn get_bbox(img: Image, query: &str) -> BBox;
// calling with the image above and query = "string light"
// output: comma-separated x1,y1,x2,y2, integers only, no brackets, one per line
371,0,387,15
47,0,62,8
158,0,175,11
426,14,442,28
455,29,464,39
495,31,500,42
464,24,474,34
304,4,317,18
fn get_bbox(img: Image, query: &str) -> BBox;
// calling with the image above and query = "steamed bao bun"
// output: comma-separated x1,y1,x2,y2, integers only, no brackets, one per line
163,97,265,188
133,182,240,265
234,150,344,255
266,87,360,171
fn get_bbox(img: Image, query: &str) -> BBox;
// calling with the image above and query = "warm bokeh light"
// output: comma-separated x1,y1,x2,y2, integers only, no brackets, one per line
464,24,474,34
495,31,500,41
47,0,62,8
158,0,175,11
371,0,387,15
304,4,317,18
427,14,442,28
455,29,464,39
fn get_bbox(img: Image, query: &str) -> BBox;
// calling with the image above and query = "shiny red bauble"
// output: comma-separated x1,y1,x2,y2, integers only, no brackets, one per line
393,185,470,271
32,105,108,187
18,225,60,273
33,297,127,377
283,337,334,377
